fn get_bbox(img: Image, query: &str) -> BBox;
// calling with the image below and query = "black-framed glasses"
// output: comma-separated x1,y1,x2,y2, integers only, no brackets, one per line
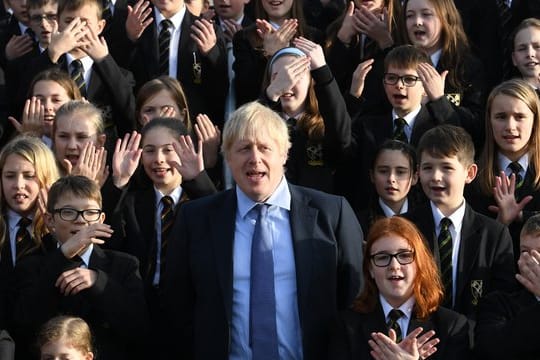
370,250,415,267
29,13,57,24
383,73,421,87
53,208,102,222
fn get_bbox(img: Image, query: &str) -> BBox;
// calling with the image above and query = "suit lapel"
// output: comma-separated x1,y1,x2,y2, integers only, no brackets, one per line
136,190,157,252
455,204,481,304
361,302,389,338
211,190,237,322
289,186,317,323
177,12,195,80
410,107,431,146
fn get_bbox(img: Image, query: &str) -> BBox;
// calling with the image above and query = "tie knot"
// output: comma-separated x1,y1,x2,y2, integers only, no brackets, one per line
18,217,31,228
440,217,452,231
254,203,269,217
161,19,173,31
388,309,404,322
161,195,174,208
394,118,407,128
508,161,523,175
25,27,35,39
72,59,83,71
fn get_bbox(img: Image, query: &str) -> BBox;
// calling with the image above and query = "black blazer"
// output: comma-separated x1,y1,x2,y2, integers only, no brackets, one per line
403,202,517,320
101,0,136,67
329,300,471,359
129,8,228,127
161,184,364,359
475,288,540,360
12,246,148,360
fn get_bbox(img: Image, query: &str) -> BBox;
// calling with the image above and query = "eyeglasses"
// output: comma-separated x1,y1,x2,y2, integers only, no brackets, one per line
29,14,57,24
383,73,421,87
370,250,415,267
53,208,102,222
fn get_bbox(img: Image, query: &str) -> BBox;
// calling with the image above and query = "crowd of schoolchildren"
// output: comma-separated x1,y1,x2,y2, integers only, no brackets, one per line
0,0,538,358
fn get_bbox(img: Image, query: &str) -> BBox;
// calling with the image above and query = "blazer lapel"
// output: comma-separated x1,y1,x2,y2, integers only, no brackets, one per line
211,190,237,322
455,204,481,305
361,302,389,338
289,185,317,324
410,107,431,146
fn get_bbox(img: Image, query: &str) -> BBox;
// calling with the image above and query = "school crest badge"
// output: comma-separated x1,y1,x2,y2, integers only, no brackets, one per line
471,280,483,306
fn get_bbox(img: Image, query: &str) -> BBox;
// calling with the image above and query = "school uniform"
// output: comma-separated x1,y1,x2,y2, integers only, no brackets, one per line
475,288,540,360
403,201,517,321
357,198,413,239
12,244,148,360
101,0,137,67
233,22,323,108
129,5,228,128
329,297,471,360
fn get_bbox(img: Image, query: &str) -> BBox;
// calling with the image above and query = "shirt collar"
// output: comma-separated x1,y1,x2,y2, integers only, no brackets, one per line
378,197,408,217
78,244,93,267
7,209,33,232
430,199,466,231
154,185,183,207
497,152,529,175
236,176,291,219
155,4,186,30
66,53,93,70
392,105,421,127
379,294,415,320
430,49,442,68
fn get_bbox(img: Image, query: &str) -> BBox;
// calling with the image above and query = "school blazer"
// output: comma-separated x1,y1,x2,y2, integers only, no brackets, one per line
161,184,364,359
475,288,540,360
329,300,471,360
12,245,148,360
129,8,228,127
403,202,517,320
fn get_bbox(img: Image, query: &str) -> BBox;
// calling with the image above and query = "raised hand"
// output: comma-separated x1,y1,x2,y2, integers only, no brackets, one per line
257,18,298,57
126,0,154,42
191,19,217,55
417,62,448,101
5,34,34,61
488,171,533,225
337,2,361,45
265,55,310,101
8,97,45,136
59,222,112,259
68,142,109,188
171,135,204,181
112,131,142,189
56,268,98,296
195,114,220,168
356,6,393,49
47,18,89,63
350,58,374,98
293,36,326,70
81,24,109,61
516,250,540,297
222,19,243,42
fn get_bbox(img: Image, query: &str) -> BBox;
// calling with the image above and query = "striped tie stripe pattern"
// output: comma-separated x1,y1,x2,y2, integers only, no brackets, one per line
159,19,173,76
15,217,33,261
70,60,87,98
508,161,524,190
393,118,408,143
387,309,404,343
438,217,453,307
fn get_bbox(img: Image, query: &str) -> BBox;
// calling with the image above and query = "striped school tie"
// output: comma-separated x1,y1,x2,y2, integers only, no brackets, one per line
15,217,33,261
438,217,453,307
70,60,87,97
508,161,524,190
387,309,404,343
159,19,173,76
393,118,408,143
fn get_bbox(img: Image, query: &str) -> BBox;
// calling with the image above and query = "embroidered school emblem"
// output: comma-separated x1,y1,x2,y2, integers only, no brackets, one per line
307,144,323,166
445,93,461,106
471,280,483,306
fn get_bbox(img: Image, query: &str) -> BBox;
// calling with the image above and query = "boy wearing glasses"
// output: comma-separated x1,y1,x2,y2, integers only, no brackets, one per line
403,125,516,323
12,176,148,359
27,0,57,50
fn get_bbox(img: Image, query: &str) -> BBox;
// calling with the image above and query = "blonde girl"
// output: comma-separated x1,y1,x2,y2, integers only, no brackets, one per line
38,316,94,360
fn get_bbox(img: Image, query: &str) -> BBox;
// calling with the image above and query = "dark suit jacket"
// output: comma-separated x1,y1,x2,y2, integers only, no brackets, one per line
403,202,517,320
329,300,470,359
129,8,228,127
475,288,540,360
162,184,364,359
102,0,136,67
12,246,148,360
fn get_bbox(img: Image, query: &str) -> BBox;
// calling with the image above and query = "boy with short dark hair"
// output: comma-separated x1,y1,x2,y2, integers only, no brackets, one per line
404,125,516,321
12,175,148,359
27,0,57,50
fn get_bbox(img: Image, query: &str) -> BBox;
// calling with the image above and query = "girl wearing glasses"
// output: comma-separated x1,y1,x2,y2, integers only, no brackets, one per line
402,0,485,149
329,216,470,359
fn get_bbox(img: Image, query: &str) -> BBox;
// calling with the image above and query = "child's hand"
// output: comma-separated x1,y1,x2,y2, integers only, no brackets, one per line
56,268,98,296
337,2,360,45
195,114,220,169
160,105,177,118
293,37,325,70
190,19,217,55
68,142,109,188
8,97,45,136
222,19,243,42
350,58,374,98
112,131,142,189
516,250,540,297
126,0,154,42
60,222,112,259
5,34,34,61
489,171,533,225
81,24,109,61
48,18,89,63
417,63,447,101
356,6,393,49
257,18,298,57
171,135,204,181
265,55,310,102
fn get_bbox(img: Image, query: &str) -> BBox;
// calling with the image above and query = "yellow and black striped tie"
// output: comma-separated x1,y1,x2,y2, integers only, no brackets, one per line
508,161,524,190
438,217,453,307
387,309,404,343
70,60,86,97
15,217,33,261
160,195,174,273
159,19,173,76
392,118,408,143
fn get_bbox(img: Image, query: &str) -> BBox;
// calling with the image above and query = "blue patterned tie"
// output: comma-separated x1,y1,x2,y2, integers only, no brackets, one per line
249,203,279,359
